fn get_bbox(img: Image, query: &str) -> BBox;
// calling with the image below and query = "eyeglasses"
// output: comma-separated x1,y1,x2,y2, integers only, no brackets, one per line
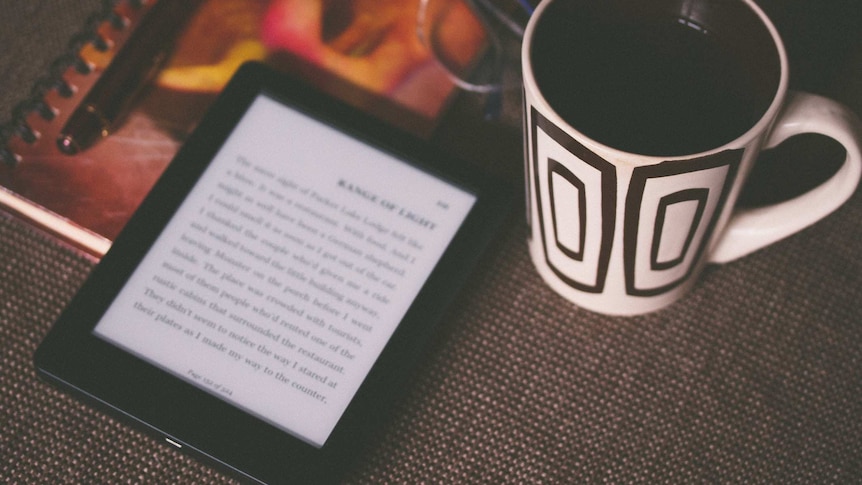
418,0,534,118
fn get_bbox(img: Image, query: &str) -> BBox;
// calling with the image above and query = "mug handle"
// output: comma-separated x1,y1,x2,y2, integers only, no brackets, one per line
709,91,862,263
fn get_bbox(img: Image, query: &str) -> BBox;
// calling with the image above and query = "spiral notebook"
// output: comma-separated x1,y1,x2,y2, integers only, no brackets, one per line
0,0,485,256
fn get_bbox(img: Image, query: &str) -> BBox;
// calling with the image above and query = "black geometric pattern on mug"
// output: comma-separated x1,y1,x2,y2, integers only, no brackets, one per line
624,151,742,297
651,188,708,271
523,90,533,238
549,159,587,260
531,107,616,293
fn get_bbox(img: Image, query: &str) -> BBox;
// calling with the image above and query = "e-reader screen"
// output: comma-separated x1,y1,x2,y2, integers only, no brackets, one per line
91,93,476,448
36,62,510,483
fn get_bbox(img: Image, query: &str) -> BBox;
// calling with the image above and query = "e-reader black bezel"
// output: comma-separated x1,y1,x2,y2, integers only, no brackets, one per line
34,62,511,484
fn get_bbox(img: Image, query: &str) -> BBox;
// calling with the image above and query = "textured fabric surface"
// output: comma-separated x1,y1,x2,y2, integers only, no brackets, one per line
2,1,862,483
0,212,235,484
0,2,108,128
3,196,862,483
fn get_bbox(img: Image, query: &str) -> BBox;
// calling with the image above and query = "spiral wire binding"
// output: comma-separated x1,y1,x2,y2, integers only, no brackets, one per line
0,0,146,166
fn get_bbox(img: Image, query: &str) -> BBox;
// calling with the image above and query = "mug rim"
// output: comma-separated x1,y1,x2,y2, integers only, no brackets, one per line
522,0,790,163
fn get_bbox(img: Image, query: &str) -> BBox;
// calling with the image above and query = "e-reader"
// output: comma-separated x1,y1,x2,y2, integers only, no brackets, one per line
35,62,511,484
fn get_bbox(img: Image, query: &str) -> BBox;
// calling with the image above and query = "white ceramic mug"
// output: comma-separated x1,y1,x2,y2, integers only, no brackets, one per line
522,0,862,315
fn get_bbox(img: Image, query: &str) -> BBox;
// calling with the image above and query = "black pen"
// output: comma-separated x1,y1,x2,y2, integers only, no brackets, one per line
57,0,204,155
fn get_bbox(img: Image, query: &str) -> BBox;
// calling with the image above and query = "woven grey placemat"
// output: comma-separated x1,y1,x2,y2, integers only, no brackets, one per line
3,194,861,483
0,211,238,483
350,197,862,484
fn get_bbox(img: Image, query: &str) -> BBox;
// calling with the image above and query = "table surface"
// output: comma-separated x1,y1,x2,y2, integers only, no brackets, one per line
2,1,861,483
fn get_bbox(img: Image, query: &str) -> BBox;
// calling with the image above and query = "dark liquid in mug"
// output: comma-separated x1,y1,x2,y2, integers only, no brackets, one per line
530,5,778,156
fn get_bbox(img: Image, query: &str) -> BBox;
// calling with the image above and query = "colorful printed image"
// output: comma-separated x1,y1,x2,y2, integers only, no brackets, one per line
157,0,485,120
0,0,486,253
